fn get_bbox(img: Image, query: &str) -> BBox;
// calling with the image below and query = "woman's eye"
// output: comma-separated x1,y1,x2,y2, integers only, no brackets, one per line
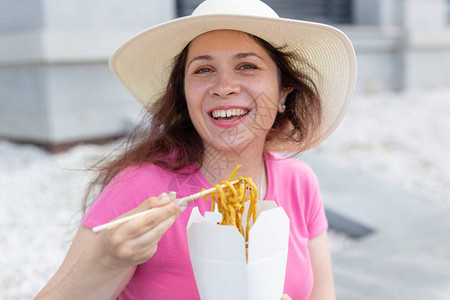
238,64,257,70
194,67,213,74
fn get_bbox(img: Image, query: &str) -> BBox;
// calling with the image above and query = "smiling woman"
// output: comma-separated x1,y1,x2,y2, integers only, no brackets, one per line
184,30,287,154
35,0,356,299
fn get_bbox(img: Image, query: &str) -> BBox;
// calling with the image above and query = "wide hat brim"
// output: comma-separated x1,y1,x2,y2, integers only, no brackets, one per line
110,1,356,152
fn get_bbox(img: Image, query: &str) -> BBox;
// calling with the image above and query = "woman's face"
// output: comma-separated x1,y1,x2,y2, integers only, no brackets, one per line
184,30,290,153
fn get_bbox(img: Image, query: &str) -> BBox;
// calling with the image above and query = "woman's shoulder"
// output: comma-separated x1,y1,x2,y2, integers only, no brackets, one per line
265,152,320,194
106,163,160,188
265,152,316,177
105,162,204,198
111,163,196,188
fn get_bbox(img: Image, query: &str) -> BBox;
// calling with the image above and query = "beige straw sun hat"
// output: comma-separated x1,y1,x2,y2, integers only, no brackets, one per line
110,0,356,151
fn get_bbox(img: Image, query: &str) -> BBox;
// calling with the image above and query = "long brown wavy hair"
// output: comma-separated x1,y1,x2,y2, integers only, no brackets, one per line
82,34,322,212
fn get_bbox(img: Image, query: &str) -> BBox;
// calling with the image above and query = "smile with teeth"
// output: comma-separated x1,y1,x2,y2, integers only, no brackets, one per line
210,108,249,120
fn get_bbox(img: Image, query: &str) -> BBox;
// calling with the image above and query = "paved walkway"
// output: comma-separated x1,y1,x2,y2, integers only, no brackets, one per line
300,153,450,299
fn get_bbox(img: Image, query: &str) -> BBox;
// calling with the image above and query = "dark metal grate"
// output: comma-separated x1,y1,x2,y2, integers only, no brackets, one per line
177,0,353,24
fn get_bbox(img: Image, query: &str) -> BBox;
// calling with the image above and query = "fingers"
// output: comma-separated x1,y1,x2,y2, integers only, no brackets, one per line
136,192,186,213
281,294,292,300
109,212,178,265
127,214,178,258
96,192,188,268
168,191,188,210
96,192,183,267
114,194,181,239
109,193,171,226
138,192,173,211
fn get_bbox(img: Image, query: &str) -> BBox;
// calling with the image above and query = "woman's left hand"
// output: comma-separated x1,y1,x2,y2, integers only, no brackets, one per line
281,294,292,300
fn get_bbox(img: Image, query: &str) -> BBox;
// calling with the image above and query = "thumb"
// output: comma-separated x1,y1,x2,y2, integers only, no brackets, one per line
141,193,172,210
122,193,172,217
96,193,174,233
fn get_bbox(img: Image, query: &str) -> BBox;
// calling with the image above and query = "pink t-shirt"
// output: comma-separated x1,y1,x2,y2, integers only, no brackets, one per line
82,152,328,299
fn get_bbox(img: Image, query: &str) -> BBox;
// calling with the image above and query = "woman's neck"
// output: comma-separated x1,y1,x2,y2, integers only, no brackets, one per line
200,142,267,200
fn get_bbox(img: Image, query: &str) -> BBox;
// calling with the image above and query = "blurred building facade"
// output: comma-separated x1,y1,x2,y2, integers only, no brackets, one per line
1,0,449,150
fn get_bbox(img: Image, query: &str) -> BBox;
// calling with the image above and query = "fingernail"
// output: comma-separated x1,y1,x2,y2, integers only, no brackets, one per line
168,191,176,201
160,192,169,201
174,199,188,211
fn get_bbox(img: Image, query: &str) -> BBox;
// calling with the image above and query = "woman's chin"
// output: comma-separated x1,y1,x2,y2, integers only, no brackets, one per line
200,122,268,156
203,137,265,158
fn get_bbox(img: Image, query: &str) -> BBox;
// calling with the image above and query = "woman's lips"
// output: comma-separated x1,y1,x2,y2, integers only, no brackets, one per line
208,106,251,128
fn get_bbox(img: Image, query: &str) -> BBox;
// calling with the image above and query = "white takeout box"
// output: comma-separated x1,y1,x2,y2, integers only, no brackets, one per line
187,201,290,300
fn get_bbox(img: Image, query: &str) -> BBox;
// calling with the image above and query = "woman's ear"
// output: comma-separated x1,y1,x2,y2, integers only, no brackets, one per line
278,87,293,112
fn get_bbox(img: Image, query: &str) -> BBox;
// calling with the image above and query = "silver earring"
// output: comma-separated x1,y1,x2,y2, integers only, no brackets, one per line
280,104,286,112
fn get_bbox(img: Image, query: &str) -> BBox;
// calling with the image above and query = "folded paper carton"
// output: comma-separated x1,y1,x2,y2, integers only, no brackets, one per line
187,201,290,300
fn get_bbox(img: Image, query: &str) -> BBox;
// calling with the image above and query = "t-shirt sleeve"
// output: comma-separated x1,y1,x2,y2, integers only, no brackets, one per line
304,166,328,240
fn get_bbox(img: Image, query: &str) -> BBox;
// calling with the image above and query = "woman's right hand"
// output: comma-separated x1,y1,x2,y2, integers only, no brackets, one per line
93,193,183,271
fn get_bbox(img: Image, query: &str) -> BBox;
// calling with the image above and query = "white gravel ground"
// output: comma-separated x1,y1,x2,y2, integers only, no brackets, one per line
311,88,450,205
1,88,449,299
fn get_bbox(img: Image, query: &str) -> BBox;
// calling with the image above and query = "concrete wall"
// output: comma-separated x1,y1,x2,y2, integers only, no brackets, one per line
0,0,176,148
350,0,450,92
342,27,404,93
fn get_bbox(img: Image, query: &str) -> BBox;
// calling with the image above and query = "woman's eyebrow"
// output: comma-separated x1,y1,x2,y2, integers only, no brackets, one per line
234,52,264,60
187,55,213,68
187,52,264,68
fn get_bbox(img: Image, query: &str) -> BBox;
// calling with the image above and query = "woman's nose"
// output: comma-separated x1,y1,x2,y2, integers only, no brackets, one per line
210,70,240,98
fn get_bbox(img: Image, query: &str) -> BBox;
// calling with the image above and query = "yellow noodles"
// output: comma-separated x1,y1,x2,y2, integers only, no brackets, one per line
203,165,258,242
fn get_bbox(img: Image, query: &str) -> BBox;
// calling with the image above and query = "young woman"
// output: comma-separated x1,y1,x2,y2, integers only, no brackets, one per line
36,0,356,299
